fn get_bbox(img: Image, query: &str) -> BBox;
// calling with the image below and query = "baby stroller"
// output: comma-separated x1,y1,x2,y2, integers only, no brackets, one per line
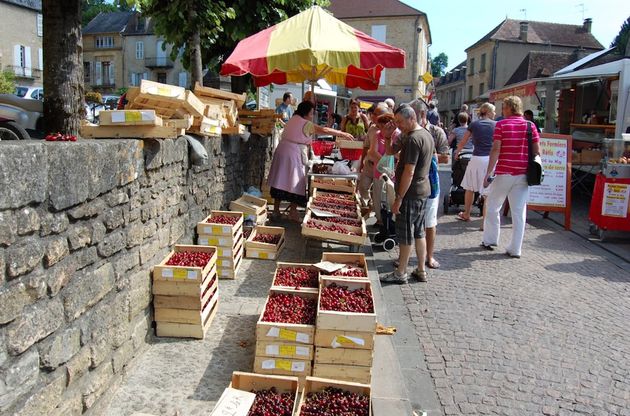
373,157,397,252
443,151,484,215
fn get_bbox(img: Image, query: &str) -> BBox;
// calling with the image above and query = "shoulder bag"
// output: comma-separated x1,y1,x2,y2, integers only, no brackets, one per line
526,122,544,186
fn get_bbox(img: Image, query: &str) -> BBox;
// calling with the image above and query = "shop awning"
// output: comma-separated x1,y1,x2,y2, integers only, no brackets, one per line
546,58,628,81
488,80,538,102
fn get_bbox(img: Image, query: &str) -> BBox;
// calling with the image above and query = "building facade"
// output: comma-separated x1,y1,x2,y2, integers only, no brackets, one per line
0,0,43,88
83,11,189,94
435,60,466,127
327,0,431,105
465,18,604,103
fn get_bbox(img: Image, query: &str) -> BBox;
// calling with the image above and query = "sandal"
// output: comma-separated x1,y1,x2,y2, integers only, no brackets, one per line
411,269,428,282
426,259,440,269
456,212,471,222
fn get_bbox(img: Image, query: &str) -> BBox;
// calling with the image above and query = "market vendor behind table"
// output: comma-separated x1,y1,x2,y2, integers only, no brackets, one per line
267,101,354,222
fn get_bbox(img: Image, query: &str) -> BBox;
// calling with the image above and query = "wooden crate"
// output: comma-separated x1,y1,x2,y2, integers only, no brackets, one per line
217,252,243,280
296,377,371,416
336,139,364,150
317,278,376,333
312,364,371,385
155,285,218,325
216,243,243,269
153,244,217,283
194,82,247,108
187,116,222,136
153,273,217,310
198,230,243,249
253,355,312,379
315,347,373,367
256,341,314,360
99,110,162,126
222,124,247,135
134,80,205,118
301,213,367,246
228,372,299,414
271,262,320,292
155,297,218,339
245,226,285,260
80,124,181,139
309,177,356,194
230,194,267,216
319,252,369,280
314,328,374,350
164,115,193,129
256,289,317,345
152,265,216,297
312,189,360,204
197,211,244,237
308,197,361,219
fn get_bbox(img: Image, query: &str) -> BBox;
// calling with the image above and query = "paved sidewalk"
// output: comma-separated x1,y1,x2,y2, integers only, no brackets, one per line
104,218,413,416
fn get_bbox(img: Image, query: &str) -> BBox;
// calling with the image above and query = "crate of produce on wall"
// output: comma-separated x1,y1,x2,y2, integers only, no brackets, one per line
99,109,162,126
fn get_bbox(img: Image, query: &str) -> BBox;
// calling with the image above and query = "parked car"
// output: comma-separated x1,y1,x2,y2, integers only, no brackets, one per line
101,95,120,110
0,93,44,140
15,86,44,100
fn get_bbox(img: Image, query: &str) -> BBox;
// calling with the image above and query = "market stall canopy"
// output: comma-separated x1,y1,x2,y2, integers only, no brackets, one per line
548,58,629,81
220,5,406,90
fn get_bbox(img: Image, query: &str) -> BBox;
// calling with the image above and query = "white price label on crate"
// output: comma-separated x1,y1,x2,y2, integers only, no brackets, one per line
261,359,277,370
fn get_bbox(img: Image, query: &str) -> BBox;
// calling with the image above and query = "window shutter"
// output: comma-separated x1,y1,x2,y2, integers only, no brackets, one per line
95,61,102,85
136,42,144,59
37,14,43,37
13,45,21,67
109,62,115,86
178,72,187,87
38,48,43,70
142,72,148,80
24,46,32,76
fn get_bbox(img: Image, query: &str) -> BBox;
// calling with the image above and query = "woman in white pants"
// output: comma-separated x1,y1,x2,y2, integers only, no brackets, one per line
481,96,540,258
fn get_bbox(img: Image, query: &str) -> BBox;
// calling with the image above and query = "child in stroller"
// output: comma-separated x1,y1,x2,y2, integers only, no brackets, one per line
373,156,397,251
443,150,484,215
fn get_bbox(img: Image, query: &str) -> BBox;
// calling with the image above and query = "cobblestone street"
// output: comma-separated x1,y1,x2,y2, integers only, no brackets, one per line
391,213,630,416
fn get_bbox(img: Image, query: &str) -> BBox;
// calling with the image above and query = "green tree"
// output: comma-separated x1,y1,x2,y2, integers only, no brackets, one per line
431,52,448,77
0,71,16,94
129,0,328,89
82,0,133,26
610,17,630,56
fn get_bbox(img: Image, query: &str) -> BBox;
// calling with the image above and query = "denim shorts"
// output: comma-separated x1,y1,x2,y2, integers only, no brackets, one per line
396,197,428,245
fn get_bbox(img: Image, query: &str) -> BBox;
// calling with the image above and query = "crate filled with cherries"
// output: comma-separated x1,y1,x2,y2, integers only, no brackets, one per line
197,210,244,237
317,278,376,333
272,263,320,292
245,225,285,260
153,244,217,282
317,252,369,280
302,212,366,246
296,377,371,416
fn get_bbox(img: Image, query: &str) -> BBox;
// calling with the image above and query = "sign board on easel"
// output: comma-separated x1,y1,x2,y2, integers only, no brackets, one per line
527,133,572,230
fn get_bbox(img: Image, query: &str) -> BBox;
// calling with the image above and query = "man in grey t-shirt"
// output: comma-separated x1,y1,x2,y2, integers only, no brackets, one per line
380,105,435,284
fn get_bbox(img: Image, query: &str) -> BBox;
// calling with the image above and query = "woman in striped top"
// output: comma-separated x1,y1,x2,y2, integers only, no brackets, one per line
481,96,540,258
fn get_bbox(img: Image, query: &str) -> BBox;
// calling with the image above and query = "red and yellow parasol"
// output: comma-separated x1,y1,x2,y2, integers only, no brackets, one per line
220,6,405,90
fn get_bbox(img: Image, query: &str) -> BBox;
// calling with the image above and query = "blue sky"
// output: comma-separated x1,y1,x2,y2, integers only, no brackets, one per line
401,0,629,71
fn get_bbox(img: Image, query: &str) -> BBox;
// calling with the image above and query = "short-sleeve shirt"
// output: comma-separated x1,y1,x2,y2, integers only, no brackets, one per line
494,116,539,175
425,124,449,154
275,103,293,122
452,126,471,151
394,128,435,199
468,119,496,156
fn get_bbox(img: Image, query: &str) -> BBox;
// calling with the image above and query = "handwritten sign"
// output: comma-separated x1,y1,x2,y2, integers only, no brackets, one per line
527,134,572,230
602,183,630,217
528,137,568,207
210,387,256,416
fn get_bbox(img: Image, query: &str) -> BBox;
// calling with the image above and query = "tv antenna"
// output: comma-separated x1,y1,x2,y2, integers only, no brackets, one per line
519,8,527,20
576,3,586,20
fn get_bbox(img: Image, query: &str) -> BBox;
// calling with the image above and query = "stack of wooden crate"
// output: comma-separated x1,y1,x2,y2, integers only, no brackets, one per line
193,82,247,135
313,253,374,384
229,193,268,225
244,225,286,260
152,244,218,339
237,109,281,135
254,263,320,382
197,211,244,279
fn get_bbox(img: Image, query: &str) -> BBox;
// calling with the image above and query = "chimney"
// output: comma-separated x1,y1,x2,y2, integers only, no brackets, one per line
520,21,528,42
583,18,592,33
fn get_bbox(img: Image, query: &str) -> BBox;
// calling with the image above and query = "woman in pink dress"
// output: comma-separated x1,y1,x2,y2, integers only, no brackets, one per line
268,101,354,222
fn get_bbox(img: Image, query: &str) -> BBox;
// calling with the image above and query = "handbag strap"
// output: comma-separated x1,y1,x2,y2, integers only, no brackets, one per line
526,121,533,162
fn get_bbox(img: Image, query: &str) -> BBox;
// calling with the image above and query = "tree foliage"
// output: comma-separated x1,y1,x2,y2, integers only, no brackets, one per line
0,71,16,94
431,52,448,77
610,17,630,56
82,0,132,26
132,0,329,74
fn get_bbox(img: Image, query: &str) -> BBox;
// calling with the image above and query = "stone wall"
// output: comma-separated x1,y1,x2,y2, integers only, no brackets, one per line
0,134,273,415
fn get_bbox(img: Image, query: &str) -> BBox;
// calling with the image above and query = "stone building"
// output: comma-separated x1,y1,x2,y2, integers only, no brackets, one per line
121,13,189,88
327,0,432,105
0,0,43,89
465,18,604,103
83,11,132,94
434,60,466,127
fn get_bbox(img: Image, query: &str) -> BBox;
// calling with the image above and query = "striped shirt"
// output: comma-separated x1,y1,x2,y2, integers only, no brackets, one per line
493,116,539,175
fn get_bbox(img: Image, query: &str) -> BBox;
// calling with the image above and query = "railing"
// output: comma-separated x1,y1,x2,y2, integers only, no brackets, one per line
7,65,42,79
144,57,174,68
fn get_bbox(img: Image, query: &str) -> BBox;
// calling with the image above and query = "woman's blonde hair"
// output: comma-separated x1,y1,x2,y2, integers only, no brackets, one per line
479,103,496,117
502,96,523,116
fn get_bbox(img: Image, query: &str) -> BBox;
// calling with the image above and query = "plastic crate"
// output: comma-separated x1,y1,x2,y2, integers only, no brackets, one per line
340,148,363,160
312,140,334,157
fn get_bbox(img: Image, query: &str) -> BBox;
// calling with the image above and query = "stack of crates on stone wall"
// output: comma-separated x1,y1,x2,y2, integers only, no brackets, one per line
313,252,374,384
152,244,218,339
197,211,244,279
254,264,320,382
